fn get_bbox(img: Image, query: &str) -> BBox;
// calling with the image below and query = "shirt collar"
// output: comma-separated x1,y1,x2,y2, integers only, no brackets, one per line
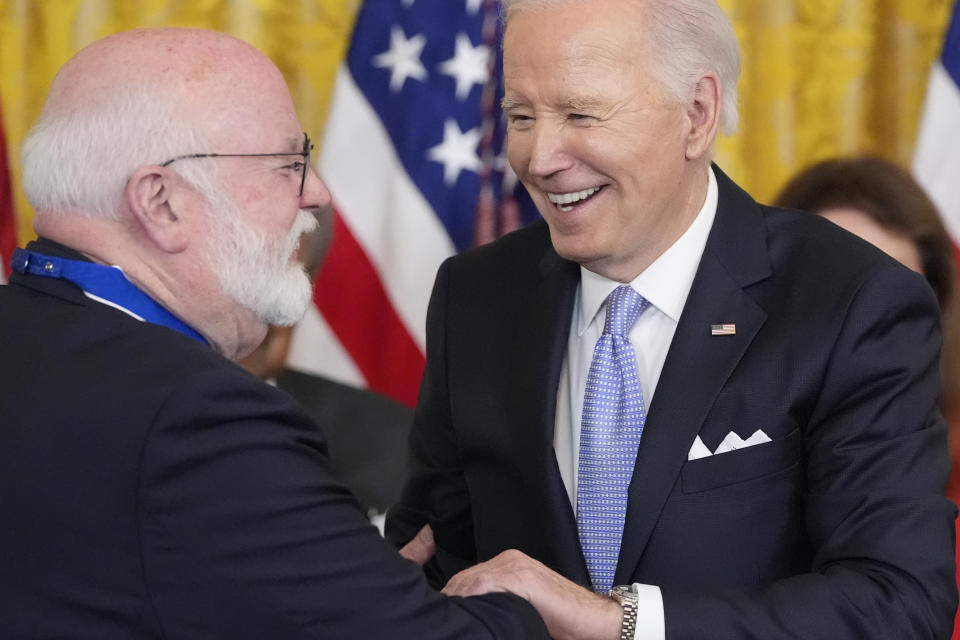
577,166,719,335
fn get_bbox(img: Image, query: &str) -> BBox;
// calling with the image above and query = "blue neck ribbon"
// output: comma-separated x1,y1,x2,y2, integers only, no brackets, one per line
11,248,208,346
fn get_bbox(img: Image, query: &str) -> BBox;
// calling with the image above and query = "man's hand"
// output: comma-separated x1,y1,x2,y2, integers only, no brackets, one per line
444,549,622,640
398,524,436,566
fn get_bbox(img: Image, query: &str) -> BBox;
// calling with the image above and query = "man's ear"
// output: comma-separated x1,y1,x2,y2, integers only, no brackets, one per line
125,166,190,253
685,73,721,161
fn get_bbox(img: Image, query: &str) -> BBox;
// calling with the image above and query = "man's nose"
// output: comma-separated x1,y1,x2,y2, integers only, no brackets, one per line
526,121,573,178
300,166,332,210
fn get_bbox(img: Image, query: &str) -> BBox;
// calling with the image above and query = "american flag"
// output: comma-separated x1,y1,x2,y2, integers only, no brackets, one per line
914,0,960,266
287,0,538,406
710,324,737,336
0,99,16,284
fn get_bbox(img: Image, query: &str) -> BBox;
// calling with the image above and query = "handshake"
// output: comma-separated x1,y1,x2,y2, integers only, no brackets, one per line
400,525,628,640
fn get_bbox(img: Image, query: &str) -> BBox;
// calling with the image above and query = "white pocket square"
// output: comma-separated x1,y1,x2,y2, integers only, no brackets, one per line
687,429,772,461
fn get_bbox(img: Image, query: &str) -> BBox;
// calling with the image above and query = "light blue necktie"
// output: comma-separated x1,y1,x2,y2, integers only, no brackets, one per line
577,285,649,593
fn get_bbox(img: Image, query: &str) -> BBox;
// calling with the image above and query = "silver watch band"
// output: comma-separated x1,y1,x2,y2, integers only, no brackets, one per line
609,585,638,640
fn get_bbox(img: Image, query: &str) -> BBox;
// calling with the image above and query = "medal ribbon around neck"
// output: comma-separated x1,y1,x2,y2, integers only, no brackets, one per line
11,249,208,346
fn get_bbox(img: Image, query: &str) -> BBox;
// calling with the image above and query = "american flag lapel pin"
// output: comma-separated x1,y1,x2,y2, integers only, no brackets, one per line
711,323,736,336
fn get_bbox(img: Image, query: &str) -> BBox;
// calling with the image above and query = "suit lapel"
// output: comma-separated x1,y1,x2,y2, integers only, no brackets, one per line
504,238,591,583
614,167,772,585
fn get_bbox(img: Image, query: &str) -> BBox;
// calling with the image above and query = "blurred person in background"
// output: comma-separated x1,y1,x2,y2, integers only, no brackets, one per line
775,156,960,439
775,155,960,639
239,212,414,519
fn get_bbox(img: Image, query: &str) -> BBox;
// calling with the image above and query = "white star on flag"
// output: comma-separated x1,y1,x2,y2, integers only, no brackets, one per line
373,26,428,92
428,118,482,186
439,33,490,100
294,0,538,407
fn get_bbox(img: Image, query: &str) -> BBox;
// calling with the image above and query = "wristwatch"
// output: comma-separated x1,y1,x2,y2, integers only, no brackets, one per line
609,585,638,640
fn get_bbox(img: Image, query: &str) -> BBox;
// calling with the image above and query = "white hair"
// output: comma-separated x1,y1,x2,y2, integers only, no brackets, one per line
501,0,741,134
23,81,317,326
202,178,319,327
22,85,214,219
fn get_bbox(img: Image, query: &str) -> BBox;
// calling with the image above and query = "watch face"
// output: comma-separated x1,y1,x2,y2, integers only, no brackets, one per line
610,585,638,601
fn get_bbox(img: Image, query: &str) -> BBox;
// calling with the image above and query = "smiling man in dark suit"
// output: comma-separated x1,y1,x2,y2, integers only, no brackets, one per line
386,0,958,638
0,27,550,640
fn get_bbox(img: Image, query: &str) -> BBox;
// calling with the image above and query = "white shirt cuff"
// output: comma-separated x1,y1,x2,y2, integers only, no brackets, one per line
632,583,665,640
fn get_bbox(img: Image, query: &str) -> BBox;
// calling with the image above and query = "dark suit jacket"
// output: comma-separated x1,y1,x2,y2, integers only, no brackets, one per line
0,238,547,640
276,368,413,513
387,168,958,638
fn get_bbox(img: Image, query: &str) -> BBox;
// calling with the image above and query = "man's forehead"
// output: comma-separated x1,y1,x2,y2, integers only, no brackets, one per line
505,45,627,76
503,40,637,100
207,127,303,155
283,134,304,152
187,84,302,148
502,89,613,112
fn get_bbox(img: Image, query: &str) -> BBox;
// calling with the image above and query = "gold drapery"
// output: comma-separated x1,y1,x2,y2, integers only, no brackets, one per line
0,0,954,244
716,0,954,202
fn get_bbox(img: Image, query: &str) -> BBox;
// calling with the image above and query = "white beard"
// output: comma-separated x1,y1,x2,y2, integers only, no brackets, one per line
205,194,319,327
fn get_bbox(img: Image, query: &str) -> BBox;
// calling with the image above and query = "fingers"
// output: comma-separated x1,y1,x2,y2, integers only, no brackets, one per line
443,568,482,596
444,563,501,596
443,549,533,597
398,524,436,566
444,550,623,640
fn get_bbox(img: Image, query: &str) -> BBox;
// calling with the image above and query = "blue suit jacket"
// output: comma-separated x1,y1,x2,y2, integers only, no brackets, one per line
387,167,958,638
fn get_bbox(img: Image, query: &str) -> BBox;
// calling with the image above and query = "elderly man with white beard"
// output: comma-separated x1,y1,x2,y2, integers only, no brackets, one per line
0,27,551,640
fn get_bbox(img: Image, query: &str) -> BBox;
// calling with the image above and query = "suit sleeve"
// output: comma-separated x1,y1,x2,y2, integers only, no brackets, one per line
137,356,547,639
386,257,480,586
661,265,958,639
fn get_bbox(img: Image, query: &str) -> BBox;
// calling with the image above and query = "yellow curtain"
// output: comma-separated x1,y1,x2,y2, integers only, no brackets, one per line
0,0,954,243
717,0,954,201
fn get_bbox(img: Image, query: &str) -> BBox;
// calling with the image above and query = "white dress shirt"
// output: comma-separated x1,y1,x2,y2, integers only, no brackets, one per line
553,167,718,640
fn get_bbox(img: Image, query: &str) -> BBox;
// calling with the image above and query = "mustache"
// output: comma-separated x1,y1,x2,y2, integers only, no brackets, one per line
283,210,320,259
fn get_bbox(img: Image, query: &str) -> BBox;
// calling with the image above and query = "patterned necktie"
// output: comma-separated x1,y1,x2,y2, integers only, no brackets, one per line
577,285,650,593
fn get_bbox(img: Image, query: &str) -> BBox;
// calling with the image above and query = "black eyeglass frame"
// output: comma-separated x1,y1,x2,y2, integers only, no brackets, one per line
160,132,314,197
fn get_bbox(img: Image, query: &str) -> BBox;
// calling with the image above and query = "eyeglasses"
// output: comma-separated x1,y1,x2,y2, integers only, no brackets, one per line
160,132,314,197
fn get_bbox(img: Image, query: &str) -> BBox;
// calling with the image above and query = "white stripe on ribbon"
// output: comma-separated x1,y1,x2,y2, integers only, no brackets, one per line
82,290,146,320
318,65,456,352
914,61,960,246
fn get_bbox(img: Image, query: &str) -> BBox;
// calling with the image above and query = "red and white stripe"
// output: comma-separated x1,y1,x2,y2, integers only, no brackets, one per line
914,59,960,261
287,66,455,406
